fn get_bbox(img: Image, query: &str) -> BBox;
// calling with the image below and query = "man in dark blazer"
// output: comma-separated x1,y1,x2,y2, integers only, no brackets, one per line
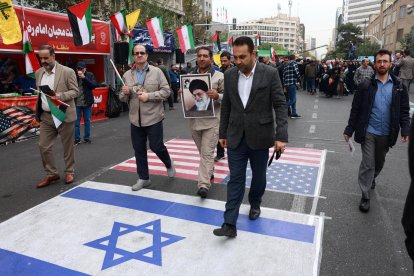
35,45,79,188
213,36,288,237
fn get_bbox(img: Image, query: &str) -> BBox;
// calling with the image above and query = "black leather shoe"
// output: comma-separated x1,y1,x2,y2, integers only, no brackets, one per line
197,187,208,198
214,155,224,162
249,207,261,220
213,223,237,237
359,198,370,213
371,179,376,189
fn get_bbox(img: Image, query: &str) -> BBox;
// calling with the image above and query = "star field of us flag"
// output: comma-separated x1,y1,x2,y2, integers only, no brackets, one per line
0,106,39,144
111,139,326,197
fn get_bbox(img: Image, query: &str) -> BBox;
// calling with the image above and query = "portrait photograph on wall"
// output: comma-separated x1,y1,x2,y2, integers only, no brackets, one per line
180,73,214,118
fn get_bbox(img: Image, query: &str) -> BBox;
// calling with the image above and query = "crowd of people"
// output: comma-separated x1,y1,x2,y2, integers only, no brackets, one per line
28,38,414,270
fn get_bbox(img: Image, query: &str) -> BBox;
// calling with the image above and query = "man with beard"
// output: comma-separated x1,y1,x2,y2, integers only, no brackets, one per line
344,49,410,213
34,45,79,188
213,36,288,237
188,46,224,198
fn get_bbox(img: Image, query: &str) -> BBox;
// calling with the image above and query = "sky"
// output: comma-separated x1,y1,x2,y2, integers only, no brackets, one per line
212,0,343,58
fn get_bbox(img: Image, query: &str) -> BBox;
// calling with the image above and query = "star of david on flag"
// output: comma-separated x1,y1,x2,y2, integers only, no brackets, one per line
84,219,185,270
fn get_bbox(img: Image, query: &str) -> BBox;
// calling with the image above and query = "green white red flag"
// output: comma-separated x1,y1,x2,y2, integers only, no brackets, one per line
146,17,164,48
110,10,129,37
176,24,195,53
22,22,40,79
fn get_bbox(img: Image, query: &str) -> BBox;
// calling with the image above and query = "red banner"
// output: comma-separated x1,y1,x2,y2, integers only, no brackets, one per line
0,6,110,55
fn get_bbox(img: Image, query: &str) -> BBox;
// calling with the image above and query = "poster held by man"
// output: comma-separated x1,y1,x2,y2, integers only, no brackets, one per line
180,73,214,118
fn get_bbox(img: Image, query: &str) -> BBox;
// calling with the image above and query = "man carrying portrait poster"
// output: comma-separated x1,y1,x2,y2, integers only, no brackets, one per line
180,46,224,198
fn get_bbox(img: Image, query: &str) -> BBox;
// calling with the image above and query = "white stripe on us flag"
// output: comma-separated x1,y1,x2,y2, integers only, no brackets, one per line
111,138,326,192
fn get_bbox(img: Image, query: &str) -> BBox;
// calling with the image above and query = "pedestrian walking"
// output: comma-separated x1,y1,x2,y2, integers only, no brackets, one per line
344,49,410,212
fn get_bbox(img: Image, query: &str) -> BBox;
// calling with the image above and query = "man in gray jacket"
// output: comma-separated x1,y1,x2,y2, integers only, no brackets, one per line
213,36,288,237
398,49,414,92
120,44,175,191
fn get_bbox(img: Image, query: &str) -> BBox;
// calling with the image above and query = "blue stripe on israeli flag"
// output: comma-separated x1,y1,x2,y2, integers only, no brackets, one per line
62,187,315,243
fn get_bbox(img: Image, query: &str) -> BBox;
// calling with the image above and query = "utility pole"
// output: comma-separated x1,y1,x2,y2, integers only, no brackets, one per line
288,0,292,18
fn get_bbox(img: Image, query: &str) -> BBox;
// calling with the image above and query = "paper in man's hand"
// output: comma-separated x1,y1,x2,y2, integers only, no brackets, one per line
348,139,355,156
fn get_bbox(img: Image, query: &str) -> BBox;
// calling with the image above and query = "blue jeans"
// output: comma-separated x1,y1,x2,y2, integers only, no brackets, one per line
306,77,315,91
224,137,269,226
75,106,92,142
287,84,297,115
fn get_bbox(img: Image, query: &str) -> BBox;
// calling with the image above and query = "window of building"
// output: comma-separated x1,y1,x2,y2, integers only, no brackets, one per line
400,5,407,19
396,28,404,41
392,11,396,23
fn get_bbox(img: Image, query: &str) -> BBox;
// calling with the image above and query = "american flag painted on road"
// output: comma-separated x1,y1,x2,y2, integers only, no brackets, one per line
111,139,326,197
0,106,39,144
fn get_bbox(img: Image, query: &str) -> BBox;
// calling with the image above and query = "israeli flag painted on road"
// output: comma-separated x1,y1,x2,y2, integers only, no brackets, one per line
0,181,324,275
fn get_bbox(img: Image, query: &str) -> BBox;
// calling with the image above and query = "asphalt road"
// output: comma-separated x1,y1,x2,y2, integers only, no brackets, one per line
1,86,413,275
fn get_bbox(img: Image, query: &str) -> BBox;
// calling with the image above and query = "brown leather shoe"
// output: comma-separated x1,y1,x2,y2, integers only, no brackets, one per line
65,174,75,184
37,175,60,188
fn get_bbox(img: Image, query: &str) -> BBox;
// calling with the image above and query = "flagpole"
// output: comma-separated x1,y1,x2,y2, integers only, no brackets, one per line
110,59,126,86
21,0,26,20
30,88,70,107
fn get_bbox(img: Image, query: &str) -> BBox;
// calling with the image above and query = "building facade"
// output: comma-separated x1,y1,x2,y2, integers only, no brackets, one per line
229,14,302,53
197,0,212,18
366,0,414,51
345,0,382,29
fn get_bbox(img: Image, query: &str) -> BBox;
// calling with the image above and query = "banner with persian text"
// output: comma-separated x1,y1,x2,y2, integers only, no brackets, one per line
0,6,110,55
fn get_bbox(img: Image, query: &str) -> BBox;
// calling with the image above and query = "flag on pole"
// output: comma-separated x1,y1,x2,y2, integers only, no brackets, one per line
67,0,92,46
22,22,40,79
212,31,221,53
126,9,140,32
227,36,233,54
254,35,261,49
110,10,129,36
146,17,164,48
270,46,276,61
0,0,22,44
45,96,67,129
176,24,195,54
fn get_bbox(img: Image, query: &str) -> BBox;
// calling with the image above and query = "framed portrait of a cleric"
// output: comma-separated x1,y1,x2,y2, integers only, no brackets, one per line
180,73,215,118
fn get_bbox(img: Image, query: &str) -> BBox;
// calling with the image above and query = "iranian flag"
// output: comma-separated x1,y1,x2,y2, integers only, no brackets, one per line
254,35,261,48
212,31,221,53
45,96,67,128
110,10,129,36
67,0,92,46
270,46,276,61
146,17,164,48
176,24,195,53
22,22,40,79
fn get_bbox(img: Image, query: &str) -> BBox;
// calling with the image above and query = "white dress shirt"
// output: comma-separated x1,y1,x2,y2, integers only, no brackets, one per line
40,64,56,111
237,62,257,108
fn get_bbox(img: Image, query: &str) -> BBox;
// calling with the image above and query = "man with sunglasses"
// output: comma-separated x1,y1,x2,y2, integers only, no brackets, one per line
119,44,175,191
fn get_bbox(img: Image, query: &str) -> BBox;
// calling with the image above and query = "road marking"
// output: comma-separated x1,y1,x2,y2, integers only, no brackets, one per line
309,125,316,134
0,181,324,275
312,113,317,119
314,105,318,109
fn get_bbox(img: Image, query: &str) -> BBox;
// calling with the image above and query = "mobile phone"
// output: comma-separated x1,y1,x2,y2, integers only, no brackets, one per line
39,85,55,96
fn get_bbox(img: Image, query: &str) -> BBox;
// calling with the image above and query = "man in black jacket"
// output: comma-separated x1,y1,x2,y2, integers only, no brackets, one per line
344,49,410,212
213,36,288,237
74,62,98,145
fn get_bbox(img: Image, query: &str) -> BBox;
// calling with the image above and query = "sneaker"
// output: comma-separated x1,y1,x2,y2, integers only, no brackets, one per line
167,158,176,178
74,140,81,146
290,114,302,119
132,179,151,191
197,187,208,198
214,155,224,162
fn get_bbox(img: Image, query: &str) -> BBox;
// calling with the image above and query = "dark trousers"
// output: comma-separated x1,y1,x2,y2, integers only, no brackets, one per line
224,137,269,226
130,121,172,180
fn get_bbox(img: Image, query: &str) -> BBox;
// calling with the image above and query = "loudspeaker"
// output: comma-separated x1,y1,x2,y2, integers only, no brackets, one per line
114,42,129,65
175,49,185,64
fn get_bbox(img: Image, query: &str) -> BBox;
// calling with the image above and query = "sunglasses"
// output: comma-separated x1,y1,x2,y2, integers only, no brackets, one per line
133,51,146,56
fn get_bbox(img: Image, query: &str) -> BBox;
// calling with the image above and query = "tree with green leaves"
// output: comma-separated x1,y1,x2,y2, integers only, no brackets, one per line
181,0,209,46
400,32,414,54
335,23,363,59
260,42,285,51
355,39,381,57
